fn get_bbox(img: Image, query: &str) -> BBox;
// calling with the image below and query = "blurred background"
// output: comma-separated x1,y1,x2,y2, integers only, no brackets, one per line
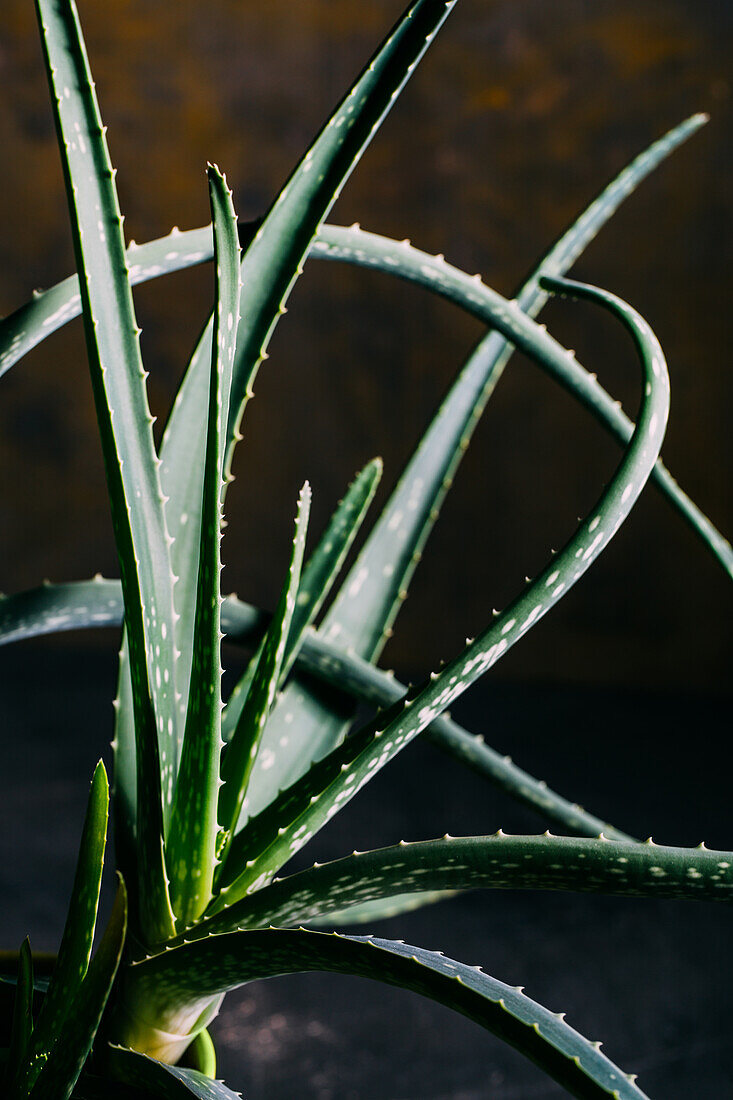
0,0,731,689
1,3,732,1097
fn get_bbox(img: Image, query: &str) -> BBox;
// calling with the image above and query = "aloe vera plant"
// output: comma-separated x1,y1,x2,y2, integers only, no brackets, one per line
1,1,731,1097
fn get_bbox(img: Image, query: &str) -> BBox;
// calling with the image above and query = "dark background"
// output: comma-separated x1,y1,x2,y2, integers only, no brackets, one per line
1,1,731,1097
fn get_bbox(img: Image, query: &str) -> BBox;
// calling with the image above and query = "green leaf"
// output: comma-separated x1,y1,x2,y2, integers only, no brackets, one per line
27,762,109,1089
210,277,670,907
305,889,457,926
123,929,649,1100
105,1049,240,1099
29,878,127,1100
221,458,382,747
2,124,727,595
4,938,33,1097
197,835,733,935
116,0,460,882
223,459,382,810
34,0,175,943
0,577,122,646
155,0,458,764
217,484,311,862
254,112,731,798
0,223,239,383
165,167,241,928
0,579,632,844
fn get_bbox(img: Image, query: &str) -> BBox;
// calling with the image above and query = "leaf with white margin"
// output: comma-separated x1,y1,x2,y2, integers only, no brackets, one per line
217,484,311,860
210,275,670,909
163,167,241,928
35,0,176,942
122,929,650,1100
221,458,382,745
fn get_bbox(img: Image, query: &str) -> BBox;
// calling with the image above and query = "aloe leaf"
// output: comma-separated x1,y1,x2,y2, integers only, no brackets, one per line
305,890,457,926
104,1048,242,1100
27,762,109,1088
34,0,175,942
29,878,127,1100
280,625,631,841
116,0,460,874
216,484,311,865
0,577,122,646
255,206,732,807
151,0,458,745
0,580,632,843
0,114,701,383
0,953,55,988
2,122,726,596
209,276,669,907
220,0,460,471
0,226,205,382
165,167,241,928
0,580,261,648
4,938,33,1097
221,458,382,746
183,1029,217,1080
287,460,382,665
124,929,649,1100
199,835,733,935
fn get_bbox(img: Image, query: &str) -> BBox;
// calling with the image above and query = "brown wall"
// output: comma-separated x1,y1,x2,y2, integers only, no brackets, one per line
1,0,731,689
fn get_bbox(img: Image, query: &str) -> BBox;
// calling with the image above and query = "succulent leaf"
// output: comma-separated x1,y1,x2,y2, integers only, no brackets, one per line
26,763,109,1088
165,167,241,928
195,835,733,935
124,929,650,1100
28,878,127,1100
103,1047,242,1099
245,112,731,810
0,579,634,842
4,938,34,1097
34,0,176,942
216,483,311,862
221,458,382,746
208,278,669,907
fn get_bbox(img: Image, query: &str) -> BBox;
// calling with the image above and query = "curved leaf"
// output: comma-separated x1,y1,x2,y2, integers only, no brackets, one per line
0,580,633,844
103,1047,242,1100
212,275,670,908
126,929,649,1100
247,112,730,814
196,834,733,935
